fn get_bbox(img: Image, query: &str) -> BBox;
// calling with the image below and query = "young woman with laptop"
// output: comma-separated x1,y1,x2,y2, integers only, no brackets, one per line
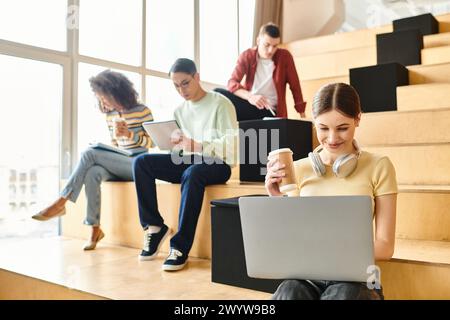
265,83,397,300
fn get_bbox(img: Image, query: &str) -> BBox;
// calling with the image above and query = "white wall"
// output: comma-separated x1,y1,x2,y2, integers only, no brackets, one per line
282,0,345,42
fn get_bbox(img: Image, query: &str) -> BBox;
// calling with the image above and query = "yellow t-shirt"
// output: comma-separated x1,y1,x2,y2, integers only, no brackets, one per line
292,151,398,214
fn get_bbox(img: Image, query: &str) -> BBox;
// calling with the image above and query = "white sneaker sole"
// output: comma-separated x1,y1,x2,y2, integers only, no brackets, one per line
138,227,171,261
162,261,187,271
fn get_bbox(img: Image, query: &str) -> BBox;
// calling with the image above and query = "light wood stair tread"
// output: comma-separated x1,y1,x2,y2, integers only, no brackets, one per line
392,239,450,265
110,179,450,194
288,61,450,84
397,184,450,193
284,13,450,56
424,31,450,48
0,237,271,300
2,237,449,300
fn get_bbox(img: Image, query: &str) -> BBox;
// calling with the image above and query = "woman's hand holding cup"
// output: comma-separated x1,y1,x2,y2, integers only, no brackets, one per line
265,158,285,197
113,118,130,139
266,148,298,196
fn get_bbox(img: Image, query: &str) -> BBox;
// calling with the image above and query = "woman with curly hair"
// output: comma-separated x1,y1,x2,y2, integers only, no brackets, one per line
32,70,153,250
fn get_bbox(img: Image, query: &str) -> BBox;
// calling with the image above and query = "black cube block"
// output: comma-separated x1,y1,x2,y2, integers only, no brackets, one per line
211,196,282,293
377,29,423,66
394,13,439,36
350,63,409,113
239,119,312,182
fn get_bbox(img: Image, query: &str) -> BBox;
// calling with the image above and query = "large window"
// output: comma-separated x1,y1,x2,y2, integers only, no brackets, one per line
146,76,183,121
146,0,195,73
199,0,255,85
0,55,62,239
199,0,239,85
239,0,256,53
0,0,256,239
0,0,67,51
79,0,142,65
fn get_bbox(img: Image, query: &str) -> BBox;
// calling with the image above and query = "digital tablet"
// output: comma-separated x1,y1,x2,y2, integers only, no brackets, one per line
142,120,182,151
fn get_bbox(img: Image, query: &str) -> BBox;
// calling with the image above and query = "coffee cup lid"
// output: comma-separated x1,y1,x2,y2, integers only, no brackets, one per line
268,148,293,158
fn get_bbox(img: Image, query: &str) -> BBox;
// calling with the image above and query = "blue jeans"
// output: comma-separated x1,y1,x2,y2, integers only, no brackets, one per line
132,153,232,255
61,148,136,226
271,279,384,300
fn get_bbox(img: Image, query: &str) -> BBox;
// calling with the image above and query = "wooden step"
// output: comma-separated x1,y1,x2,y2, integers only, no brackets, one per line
63,180,450,257
408,62,450,84
440,13,450,33
356,109,450,145
364,144,450,185
288,30,450,58
422,45,450,65
397,186,450,241
1,237,449,299
379,239,450,299
393,238,450,269
290,62,449,93
397,83,450,111
62,180,267,259
287,62,449,119
283,25,392,57
295,44,450,81
284,13,450,57
294,47,375,80
0,268,104,300
424,31,450,48
0,237,270,300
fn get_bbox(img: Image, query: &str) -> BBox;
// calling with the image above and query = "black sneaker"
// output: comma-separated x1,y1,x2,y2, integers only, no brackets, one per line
139,224,170,261
162,248,188,271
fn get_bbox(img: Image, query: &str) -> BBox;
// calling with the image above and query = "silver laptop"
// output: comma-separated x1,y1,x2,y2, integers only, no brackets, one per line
238,196,374,282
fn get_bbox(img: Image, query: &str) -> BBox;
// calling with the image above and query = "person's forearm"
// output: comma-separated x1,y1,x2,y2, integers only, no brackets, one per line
374,239,395,261
234,89,251,101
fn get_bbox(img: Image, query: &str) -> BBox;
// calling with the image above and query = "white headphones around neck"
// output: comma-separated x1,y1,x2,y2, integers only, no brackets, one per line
308,140,361,178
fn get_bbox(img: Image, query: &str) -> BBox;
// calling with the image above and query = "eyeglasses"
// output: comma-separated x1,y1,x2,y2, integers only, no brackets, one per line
173,77,193,90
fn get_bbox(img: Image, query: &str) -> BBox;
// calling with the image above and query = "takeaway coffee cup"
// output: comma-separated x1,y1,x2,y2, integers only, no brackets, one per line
113,117,127,139
267,148,297,193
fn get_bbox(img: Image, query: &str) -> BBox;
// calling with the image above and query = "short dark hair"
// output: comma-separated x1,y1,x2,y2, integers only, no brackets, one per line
312,83,361,119
259,22,280,38
89,70,139,112
169,58,197,76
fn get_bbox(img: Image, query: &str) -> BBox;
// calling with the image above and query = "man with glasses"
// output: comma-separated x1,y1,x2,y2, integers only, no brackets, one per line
215,22,307,121
133,58,238,271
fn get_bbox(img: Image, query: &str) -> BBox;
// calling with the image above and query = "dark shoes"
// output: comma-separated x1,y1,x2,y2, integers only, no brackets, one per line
139,224,170,261
139,225,188,271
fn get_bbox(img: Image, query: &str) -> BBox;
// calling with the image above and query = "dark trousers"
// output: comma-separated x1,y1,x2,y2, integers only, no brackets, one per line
214,88,274,121
271,280,384,300
132,153,231,255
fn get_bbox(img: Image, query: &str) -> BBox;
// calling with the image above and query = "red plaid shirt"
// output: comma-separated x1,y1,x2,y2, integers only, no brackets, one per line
227,47,306,118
